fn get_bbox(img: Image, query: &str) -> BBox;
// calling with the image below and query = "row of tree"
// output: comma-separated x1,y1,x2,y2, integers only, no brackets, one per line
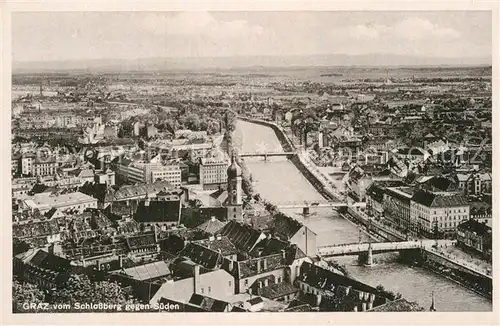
13,275,138,313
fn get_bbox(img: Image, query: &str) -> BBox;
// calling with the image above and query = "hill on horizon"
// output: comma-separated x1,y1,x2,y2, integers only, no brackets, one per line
13,53,492,73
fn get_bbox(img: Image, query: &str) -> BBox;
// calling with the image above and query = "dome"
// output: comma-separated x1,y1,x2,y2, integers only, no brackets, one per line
227,153,242,178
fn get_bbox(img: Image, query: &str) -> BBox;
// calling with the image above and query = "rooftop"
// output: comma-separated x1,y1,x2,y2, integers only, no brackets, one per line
412,189,468,208
114,260,170,281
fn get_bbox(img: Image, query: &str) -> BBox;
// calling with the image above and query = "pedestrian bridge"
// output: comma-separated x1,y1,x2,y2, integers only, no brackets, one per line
318,240,454,258
276,200,365,209
239,151,296,159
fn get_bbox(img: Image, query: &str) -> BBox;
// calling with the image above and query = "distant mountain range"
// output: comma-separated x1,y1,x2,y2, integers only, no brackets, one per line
13,53,492,73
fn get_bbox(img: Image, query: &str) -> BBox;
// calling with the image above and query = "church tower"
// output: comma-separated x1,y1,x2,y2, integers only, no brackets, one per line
226,152,243,221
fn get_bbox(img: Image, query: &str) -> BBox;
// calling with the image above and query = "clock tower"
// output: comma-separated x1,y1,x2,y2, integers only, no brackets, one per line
226,152,243,221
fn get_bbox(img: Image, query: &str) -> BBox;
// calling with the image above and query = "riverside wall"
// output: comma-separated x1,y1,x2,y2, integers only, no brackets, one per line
398,249,493,300
238,116,338,202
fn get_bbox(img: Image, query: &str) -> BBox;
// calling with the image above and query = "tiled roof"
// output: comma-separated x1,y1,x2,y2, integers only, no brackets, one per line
13,219,60,239
412,189,468,208
91,212,114,230
299,261,378,295
106,201,137,218
188,294,230,312
457,219,491,236
285,302,313,312
134,200,181,224
195,218,226,235
421,176,457,192
25,249,71,273
217,220,263,253
366,180,406,202
368,298,424,312
258,282,299,300
126,233,157,250
193,236,238,257
113,181,173,201
251,237,289,257
108,273,161,303
247,297,264,305
179,243,221,270
238,253,284,279
270,213,303,240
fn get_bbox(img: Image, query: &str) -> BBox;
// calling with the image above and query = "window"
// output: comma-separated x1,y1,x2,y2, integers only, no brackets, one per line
201,288,204,294
208,286,211,293
229,281,232,287
244,279,248,286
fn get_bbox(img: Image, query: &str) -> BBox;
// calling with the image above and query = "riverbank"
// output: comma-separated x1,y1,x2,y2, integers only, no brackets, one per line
400,250,492,300
238,117,342,203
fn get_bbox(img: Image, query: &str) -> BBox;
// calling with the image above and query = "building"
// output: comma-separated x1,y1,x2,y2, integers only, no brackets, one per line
410,189,469,238
226,153,243,221
125,233,160,260
147,124,158,138
365,180,405,219
21,154,35,176
270,213,317,257
188,294,232,312
383,187,414,234
149,264,235,304
394,147,429,163
19,191,98,214
94,169,116,186
456,219,492,259
104,180,174,205
115,158,181,187
13,219,61,246
14,248,72,290
110,260,171,282
134,190,183,230
454,172,492,195
295,261,387,312
199,156,229,190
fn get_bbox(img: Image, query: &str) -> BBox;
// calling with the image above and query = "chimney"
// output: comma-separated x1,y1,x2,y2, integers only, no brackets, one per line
209,236,215,242
281,249,286,260
216,234,222,241
119,255,123,269
211,216,216,222
193,264,201,294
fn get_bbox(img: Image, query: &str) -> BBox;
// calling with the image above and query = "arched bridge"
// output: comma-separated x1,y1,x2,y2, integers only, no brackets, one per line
318,240,455,258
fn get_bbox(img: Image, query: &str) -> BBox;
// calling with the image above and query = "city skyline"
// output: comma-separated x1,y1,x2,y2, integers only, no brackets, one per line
13,11,492,64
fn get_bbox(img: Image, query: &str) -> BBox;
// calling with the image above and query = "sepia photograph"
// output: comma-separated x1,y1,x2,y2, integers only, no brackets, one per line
6,7,495,319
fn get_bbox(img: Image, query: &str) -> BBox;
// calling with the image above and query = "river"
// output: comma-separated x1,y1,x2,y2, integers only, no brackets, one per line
235,119,492,312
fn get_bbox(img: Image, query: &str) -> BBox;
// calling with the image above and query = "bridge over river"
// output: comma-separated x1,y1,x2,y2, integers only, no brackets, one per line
318,240,455,258
236,118,492,311
275,200,365,210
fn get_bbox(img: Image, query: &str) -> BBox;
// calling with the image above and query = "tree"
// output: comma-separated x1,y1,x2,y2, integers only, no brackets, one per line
13,279,46,313
48,275,138,310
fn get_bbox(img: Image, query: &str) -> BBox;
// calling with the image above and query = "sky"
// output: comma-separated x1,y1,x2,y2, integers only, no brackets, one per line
12,11,492,62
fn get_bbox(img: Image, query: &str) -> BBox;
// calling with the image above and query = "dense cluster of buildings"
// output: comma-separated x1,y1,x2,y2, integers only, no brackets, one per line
11,68,491,312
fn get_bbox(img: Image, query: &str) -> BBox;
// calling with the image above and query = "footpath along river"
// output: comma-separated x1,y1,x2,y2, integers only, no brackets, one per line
235,119,491,312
